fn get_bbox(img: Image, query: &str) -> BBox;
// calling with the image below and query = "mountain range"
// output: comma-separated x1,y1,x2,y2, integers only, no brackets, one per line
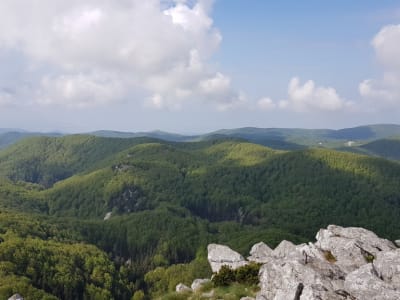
0,124,399,299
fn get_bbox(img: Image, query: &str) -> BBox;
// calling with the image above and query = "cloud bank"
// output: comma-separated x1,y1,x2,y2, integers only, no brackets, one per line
360,24,400,108
0,0,241,109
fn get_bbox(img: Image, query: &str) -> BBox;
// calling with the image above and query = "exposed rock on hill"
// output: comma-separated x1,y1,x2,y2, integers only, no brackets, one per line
207,225,400,300
207,244,248,273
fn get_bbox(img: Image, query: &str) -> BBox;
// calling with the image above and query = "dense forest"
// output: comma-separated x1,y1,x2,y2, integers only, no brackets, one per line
0,135,399,299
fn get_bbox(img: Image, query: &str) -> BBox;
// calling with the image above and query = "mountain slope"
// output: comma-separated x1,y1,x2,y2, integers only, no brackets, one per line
1,135,400,299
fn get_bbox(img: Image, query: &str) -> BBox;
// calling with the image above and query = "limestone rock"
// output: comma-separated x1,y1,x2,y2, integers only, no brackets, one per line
8,294,24,300
175,283,192,293
240,297,255,300
315,225,396,272
344,263,400,300
191,278,211,291
373,249,400,289
103,212,112,221
258,256,346,300
271,240,297,259
207,244,248,273
247,242,272,263
395,240,400,247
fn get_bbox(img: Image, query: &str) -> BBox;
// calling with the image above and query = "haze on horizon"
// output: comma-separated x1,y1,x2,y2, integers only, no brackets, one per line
0,0,400,133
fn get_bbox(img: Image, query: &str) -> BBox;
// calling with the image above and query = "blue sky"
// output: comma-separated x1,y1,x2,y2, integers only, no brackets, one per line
0,0,399,133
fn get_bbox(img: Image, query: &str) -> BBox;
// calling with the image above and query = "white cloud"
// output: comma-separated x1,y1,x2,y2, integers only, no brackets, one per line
257,97,276,111
372,24,400,70
0,0,240,109
37,73,125,108
360,24,400,108
199,72,231,95
257,77,350,113
286,77,347,112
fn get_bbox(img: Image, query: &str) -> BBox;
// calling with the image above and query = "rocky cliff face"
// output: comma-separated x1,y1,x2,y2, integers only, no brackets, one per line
207,225,400,300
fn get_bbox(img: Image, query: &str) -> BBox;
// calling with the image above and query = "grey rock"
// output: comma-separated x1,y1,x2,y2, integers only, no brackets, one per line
315,225,396,272
8,294,24,300
207,244,248,273
272,240,297,259
257,256,346,300
175,283,192,293
103,211,112,221
395,240,400,247
373,249,400,289
240,297,255,300
344,263,400,300
191,278,211,291
247,242,272,263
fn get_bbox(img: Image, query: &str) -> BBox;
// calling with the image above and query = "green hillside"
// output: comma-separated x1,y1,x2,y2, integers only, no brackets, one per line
0,135,400,298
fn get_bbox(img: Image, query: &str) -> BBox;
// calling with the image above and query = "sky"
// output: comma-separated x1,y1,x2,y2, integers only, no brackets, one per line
0,0,400,133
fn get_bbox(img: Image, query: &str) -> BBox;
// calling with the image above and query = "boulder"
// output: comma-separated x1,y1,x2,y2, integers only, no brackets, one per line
191,278,211,291
247,242,272,263
315,225,396,272
8,295,24,300
395,240,400,248
103,212,112,221
207,244,248,273
373,249,400,289
257,256,346,300
271,240,297,259
344,263,400,300
175,283,192,293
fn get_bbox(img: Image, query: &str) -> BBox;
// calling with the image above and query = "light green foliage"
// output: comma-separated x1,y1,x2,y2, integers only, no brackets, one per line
0,135,400,298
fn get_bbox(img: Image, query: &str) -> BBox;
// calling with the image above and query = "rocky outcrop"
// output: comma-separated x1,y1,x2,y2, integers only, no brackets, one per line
207,225,400,300
248,242,273,263
175,283,192,293
191,278,211,291
8,294,24,300
315,225,396,273
207,244,248,273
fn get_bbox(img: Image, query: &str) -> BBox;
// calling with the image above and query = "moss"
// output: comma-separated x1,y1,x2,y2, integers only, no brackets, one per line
323,250,337,263
365,254,375,263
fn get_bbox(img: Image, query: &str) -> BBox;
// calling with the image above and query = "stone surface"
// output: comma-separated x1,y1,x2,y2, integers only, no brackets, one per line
8,294,24,300
207,225,400,300
247,242,272,263
257,256,346,300
103,211,112,221
207,244,248,273
191,278,211,291
315,225,396,272
395,240,400,247
373,249,400,289
344,263,400,300
175,283,192,293
240,297,255,300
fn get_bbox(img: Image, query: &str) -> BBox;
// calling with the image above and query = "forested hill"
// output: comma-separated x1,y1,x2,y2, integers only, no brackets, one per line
0,135,399,299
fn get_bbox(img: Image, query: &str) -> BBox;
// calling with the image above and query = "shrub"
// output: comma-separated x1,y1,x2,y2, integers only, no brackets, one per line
235,263,261,285
212,263,261,287
212,265,235,286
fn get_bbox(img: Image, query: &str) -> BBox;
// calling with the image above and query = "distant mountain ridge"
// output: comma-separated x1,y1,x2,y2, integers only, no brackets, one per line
2,124,400,159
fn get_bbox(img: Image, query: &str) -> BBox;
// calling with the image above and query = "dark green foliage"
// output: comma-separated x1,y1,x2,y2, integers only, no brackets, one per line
212,263,261,287
0,135,400,298
212,266,236,286
234,263,261,285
